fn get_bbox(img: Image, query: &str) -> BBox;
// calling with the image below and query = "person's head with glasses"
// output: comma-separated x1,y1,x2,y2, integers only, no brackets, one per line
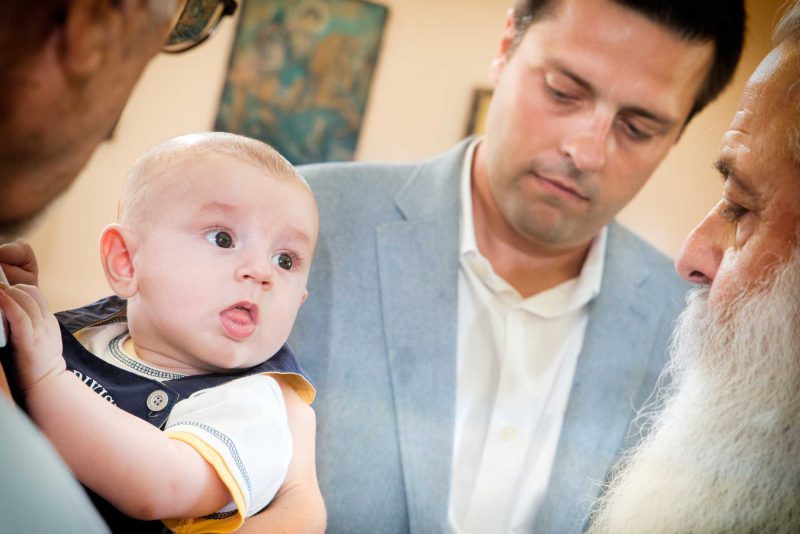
0,0,237,237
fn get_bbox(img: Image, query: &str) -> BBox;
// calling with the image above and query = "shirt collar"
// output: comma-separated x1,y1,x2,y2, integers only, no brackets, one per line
458,138,607,317
459,137,482,259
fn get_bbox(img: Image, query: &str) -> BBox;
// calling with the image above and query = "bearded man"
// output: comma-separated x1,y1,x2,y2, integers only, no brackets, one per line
589,2,800,532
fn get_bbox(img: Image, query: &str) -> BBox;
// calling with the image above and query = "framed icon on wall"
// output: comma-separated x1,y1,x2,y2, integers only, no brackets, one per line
215,0,389,165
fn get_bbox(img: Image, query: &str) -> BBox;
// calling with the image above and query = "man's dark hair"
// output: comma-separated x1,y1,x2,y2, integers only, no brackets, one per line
511,0,746,124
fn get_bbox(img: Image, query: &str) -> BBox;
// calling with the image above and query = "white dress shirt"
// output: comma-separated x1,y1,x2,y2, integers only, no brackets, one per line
448,139,607,533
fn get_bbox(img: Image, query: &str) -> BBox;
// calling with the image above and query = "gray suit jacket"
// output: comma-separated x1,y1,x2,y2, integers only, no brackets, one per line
291,139,687,533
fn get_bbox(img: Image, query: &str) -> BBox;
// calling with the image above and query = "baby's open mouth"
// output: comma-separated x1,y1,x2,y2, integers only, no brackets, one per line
220,302,259,340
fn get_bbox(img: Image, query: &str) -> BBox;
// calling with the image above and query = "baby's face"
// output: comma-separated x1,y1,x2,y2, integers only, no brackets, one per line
127,154,318,374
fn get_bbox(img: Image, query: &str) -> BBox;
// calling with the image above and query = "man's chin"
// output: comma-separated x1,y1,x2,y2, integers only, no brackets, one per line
0,206,49,242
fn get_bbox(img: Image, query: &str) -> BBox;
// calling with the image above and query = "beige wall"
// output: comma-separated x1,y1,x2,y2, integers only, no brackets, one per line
27,0,783,312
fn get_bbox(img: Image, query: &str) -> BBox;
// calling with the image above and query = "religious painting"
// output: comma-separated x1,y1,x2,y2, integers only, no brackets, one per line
215,0,389,165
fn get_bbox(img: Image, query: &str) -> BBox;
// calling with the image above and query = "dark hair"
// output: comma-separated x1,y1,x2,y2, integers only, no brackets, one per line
511,0,746,124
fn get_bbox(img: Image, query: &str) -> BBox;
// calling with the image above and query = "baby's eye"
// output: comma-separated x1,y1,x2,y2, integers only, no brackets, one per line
272,253,293,271
204,230,234,249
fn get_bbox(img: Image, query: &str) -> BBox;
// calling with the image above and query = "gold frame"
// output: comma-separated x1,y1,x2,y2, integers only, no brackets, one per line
464,87,493,136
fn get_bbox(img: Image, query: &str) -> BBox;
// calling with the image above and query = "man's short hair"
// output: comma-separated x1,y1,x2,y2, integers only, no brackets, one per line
510,0,746,124
773,0,800,174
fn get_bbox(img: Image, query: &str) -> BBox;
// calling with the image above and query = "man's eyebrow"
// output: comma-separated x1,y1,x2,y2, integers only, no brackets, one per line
554,64,594,94
714,156,760,200
621,105,674,128
553,64,673,127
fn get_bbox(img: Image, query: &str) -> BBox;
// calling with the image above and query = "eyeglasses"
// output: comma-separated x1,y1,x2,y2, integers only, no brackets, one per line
162,0,238,53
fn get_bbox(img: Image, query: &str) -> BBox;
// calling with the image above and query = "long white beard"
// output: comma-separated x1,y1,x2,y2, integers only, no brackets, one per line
589,250,800,533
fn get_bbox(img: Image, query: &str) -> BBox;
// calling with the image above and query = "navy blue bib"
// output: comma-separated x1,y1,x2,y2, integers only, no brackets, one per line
57,295,311,429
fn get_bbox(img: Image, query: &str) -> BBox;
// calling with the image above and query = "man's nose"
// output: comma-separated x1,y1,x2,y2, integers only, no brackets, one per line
236,252,274,287
561,112,612,172
675,207,727,285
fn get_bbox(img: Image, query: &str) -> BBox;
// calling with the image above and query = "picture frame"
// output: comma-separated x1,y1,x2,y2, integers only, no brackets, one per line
215,0,390,165
464,87,493,137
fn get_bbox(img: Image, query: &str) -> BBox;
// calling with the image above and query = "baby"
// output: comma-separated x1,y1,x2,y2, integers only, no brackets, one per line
0,132,321,533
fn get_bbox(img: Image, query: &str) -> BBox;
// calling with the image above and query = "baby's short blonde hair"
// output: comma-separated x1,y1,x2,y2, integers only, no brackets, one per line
119,132,310,225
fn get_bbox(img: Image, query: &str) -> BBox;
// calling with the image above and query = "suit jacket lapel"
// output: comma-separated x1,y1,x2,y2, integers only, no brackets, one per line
376,140,471,531
534,222,665,532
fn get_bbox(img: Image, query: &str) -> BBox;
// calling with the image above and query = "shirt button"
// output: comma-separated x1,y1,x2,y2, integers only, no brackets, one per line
146,390,169,412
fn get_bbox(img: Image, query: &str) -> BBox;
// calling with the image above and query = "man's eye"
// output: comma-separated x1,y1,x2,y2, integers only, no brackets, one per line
547,86,577,104
720,203,748,223
615,115,657,141
621,120,652,141
204,230,234,248
272,253,293,271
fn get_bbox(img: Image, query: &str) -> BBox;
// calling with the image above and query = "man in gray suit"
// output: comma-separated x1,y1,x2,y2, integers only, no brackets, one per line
290,0,745,531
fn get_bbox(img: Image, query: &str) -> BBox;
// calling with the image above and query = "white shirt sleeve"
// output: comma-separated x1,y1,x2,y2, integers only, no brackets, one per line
163,374,292,518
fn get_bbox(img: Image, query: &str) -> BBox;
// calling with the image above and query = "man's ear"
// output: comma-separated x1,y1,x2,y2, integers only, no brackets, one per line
490,9,517,86
100,223,139,299
60,0,120,76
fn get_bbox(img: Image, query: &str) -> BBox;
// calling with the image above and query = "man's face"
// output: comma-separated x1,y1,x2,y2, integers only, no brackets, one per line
0,3,177,235
588,41,800,534
126,154,319,375
676,41,800,309
477,0,713,251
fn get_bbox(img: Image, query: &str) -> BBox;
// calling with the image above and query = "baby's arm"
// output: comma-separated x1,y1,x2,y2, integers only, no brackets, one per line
0,284,231,520
237,381,326,534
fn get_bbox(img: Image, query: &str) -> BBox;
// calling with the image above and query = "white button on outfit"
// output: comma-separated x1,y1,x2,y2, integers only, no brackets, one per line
448,139,607,533
146,390,169,412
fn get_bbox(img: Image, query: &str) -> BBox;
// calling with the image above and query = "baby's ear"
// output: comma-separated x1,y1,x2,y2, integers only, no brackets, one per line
99,223,139,298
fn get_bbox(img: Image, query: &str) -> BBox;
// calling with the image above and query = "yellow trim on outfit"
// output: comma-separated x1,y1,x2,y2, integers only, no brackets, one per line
161,431,246,534
264,371,316,404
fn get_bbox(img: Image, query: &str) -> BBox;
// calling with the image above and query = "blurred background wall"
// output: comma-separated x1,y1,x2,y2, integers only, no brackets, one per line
26,0,784,312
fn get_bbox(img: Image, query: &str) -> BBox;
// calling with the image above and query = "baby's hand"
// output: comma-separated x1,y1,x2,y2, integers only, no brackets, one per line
0,284,65,391
0,239,39,286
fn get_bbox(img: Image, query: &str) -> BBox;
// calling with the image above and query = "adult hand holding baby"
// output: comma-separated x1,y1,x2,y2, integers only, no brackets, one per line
0,240,41,393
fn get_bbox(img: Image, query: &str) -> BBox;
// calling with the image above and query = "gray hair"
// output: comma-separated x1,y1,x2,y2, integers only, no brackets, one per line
774,0,800,44
774,1,800,173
